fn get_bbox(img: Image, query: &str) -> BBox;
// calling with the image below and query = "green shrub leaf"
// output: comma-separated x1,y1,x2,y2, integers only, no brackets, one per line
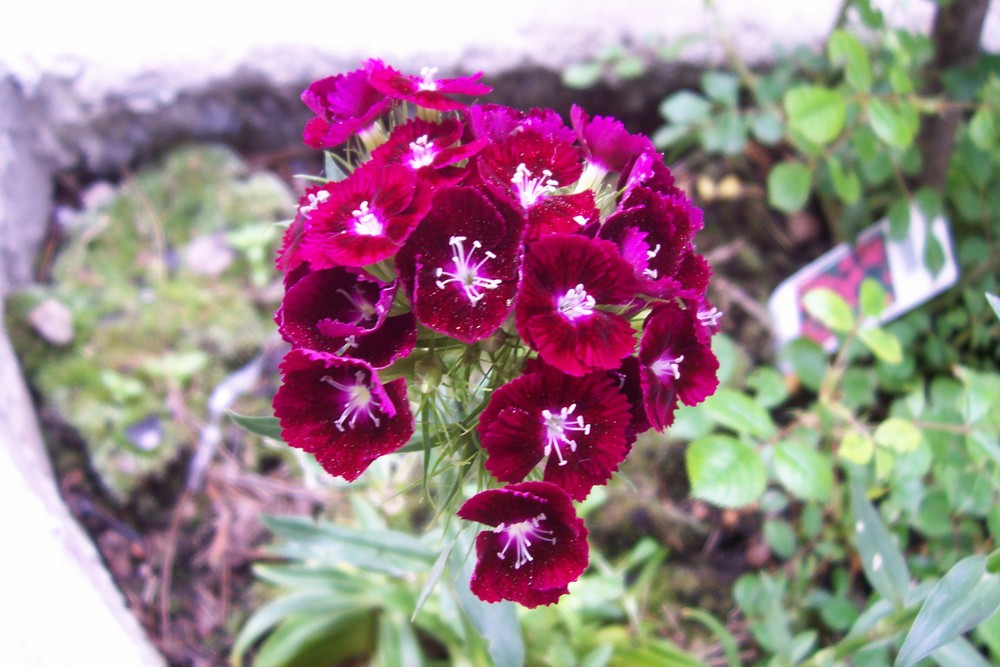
768,161,813,213
895,555,1000,667
828,30,873,92
660,91,712,124
687,435,766,508
868,99,919,149
774,440,834,502
858,326,903,364
802,287,855,334
874,417,921,453
701,388,777,439
784,85,847,145
229,412,283,441
851,480,911,607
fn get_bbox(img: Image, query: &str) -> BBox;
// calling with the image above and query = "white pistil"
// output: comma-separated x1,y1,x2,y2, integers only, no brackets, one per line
511,163,558,208
334,335,358,357
651,354,685,381
435,235,502,304
698,306,723,328
541,404,591,466
299,190,330,216
557,284,596,320
351,201,384,236
418,66,439,91
408,135,436,169
494,513,556,569
321,371,380,431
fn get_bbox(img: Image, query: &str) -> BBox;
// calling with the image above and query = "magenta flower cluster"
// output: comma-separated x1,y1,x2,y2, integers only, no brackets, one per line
273,59,720,608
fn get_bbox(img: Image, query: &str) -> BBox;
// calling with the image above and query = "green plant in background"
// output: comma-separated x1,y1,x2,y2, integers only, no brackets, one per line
5,144,294,498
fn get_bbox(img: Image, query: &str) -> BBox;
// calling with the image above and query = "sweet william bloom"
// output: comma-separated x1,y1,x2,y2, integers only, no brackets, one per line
299,164,432,269
273,349,413,481
301,67,393,149
638,301,719,431
275,267,415,368
515,234,638,376
457,481,588,608
570,105,654,185
396,185,524,343
366,59,491,111
368,117,486,186
478,365,631,501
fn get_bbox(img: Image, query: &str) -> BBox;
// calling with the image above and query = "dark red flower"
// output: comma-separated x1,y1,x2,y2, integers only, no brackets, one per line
276,267,415,368
637,301,719,431
397,186,524,343
515,234,638,375
366,60,491,111
478,128,597,240
301,67,394,149
570,105,655,175
368,117,486,186
478,366,631,501
466,104,577,145
273,349,413,481
299,164,431,268
457,481,589,608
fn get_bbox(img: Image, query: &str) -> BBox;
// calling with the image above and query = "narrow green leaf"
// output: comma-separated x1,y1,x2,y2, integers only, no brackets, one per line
851,480,911,607
687,435,766,508
701,388,777,438
682,608,742,667
930,636,995,667
774,440,834,502
784,85,847,144
254,610,374,667
828,30,873,92
228,412,283,441
895,555,1000,667
413,536,456,619
768,161,813,213
858,326,903,364
802,287,855,334
874,417,921,453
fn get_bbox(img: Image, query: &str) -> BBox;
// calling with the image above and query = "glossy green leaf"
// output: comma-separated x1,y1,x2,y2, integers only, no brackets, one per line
660,91,712,124
768,161,813,213
868,99,919,149
701,388,777,438
228,412,283,440
774,440,834,501
858,326,903,364
784,85,847,144
828,30,873,92
687,435,766,508
803,287,855,334
851,480,911,607
874,417,921,453
895,555,1000,667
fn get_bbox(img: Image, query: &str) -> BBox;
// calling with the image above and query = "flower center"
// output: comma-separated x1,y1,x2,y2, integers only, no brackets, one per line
511,163,558,208
541,404,591,466
299,190,330,216
351,201,384,236
335,287,379,326
557,284,596,320
651,354,685,381
435,235,502,304
418,66,439,91
698,306,723,328
334,335,358,357
494,513,557,569
408,135,437,169
321,371,381,431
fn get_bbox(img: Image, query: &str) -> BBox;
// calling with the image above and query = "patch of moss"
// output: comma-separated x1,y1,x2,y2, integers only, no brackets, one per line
6,144,294,499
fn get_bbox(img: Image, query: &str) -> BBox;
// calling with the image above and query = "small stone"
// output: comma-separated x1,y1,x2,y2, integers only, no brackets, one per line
27,297,74,345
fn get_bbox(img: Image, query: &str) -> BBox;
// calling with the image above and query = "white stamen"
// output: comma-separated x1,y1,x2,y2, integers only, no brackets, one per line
511,163,559,208
351,201,384,236
651,354,685,381
541,404,591,466
418,66,439,91
698,306,723,328
647,243,662,260
557,284,596,320
573,215,588,226
434,235,502,304
643,268,659,279
299,190,330,216
335,287,378,326
494,513,557,569
408,135,436,169
321,371,381,431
